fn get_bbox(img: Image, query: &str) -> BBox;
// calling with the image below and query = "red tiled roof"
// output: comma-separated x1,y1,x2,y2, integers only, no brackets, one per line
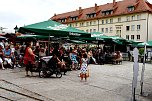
51,0,152,23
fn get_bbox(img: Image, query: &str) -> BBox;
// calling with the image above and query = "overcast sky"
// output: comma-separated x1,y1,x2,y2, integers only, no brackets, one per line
0,0,152,32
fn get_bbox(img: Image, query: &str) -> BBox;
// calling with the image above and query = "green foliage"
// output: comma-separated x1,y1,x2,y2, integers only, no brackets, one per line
139,48,144,55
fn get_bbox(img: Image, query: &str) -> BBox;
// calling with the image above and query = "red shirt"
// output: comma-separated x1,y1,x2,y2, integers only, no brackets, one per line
24,47,35,65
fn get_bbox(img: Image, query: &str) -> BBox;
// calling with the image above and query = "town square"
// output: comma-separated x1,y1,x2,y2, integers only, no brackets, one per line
0,0,152,101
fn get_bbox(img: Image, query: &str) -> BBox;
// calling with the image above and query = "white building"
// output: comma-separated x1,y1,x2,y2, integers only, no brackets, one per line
51,0,152,42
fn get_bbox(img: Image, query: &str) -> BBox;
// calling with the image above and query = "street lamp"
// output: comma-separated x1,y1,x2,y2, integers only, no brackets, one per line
0,27,7,33
14,25,18,33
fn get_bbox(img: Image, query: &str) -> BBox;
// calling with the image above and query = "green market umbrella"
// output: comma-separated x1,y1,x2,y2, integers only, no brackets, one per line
77,32,111,41
17,34,50,39
79,36,110,41
147,41,152,46
126,40,139,46
137,42,152,47
112,40,123,45
68,40,87,44
108,36,135,45
109,36,126,41
91,32,103,37
18,20,91,38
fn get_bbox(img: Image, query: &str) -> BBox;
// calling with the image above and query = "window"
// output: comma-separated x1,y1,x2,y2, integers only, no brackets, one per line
93,29,96,32
105,28,108,33
118,18,121,22
126,16,130,21
86,13,96,18
101,28,104,32
131,35,134,40
106,19,108,24
126,35,129,40
69,24,72,27
79,23,81,27
116,26,121,37
137,15,141,20
90,21,92,25
101,20,104,24
137,25,140,30
86,30,88,32
131,15,135,20
137,35,140,40
126,26,130,31
70,16,78,21
75,23,77,27
116,26,121,30
110,19,113,24
60,19,66,22
82,22,84,26
93,21,96,25
90,29,92,33
128,6,135,12
102,10,113,16
106,12,110,15
131,25,135,31
110,27,113,33
86,22,89,26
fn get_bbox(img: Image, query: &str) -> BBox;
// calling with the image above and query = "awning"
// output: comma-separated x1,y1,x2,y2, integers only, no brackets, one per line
18,20,91,38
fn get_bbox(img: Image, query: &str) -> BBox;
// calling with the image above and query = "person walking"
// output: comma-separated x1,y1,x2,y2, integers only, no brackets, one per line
23,42,36,76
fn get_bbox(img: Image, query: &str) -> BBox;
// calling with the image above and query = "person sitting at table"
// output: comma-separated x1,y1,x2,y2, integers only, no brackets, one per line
39,47,46,57
48,54,66,74
115,51,123,64
88,50,97,64
0,45,4,69
98,50,106,65
105,51,113,63
3,45,13,68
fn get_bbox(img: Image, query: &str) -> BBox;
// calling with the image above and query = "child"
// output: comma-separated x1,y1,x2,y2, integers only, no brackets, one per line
70,51,78,70
80,53,88,81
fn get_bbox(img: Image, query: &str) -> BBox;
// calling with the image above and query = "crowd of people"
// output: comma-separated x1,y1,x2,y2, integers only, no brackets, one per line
0,41,123,81
0,42,22,70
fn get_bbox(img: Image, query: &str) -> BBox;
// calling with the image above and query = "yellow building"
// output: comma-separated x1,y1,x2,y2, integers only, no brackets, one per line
51,0,152,42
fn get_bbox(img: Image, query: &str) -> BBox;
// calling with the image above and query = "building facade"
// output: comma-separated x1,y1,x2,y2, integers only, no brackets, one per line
51,0,152,42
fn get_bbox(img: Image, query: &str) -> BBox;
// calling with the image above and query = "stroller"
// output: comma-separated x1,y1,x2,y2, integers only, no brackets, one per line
39,56,62,78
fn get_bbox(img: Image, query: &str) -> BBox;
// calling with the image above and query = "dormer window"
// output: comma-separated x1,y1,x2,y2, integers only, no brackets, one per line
128,6,135,12
60,18,66,22
102,10,113,16
70,16,78,21
86,13,96,18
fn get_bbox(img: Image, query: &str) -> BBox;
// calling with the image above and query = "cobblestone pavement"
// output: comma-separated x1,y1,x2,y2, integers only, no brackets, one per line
0,61,152,101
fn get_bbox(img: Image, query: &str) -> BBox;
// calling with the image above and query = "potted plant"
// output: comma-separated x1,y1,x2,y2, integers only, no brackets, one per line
139,48,144,62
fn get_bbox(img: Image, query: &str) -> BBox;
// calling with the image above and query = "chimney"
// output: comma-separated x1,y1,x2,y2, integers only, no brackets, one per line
79,7,82,14
54,13,56,16
95,3,98,11
113,0,116,6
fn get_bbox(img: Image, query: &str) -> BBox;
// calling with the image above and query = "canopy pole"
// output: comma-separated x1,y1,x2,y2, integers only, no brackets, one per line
114,44,116,52
98,41,99,48
140,43,146,95
48,34,50,56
